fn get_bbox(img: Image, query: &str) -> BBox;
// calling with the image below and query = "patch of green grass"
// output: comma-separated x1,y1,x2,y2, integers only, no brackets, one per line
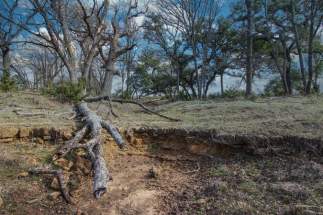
148,143,160,153
209,165,231,177
238,180,260,195
244,163,262,178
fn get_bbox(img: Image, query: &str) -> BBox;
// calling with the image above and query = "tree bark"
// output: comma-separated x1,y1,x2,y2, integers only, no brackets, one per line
305,0,316,94
220,72,224,96
57,102,124,199
1,47,11,75
245,0,253,97
291,0,307,92
101,63,115,97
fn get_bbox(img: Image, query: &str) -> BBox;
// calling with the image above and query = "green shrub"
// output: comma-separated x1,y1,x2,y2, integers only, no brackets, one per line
264,78,286,96
0,70,16,92
113,89,133,99
222,88,245,99
176,90,191,101
42,80,86,102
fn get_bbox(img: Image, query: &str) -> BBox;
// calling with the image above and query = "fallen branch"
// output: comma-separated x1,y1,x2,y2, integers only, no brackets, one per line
84,95,181,122
13,110,46,117
29,168,72,204
105,96,118,118
122,151,196,162
57,102,124,199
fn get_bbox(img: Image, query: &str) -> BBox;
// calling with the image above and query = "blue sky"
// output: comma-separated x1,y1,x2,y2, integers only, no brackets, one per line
220,0,235,17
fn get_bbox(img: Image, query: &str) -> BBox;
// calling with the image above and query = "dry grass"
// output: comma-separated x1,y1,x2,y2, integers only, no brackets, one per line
100,95,323,138
0,91,73,128
1,91,323,138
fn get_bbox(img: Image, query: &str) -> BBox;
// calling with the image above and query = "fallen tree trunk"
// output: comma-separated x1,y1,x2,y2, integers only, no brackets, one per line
62,102,124,198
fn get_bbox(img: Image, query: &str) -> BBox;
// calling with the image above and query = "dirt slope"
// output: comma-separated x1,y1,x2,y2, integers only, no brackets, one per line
0,92,323,214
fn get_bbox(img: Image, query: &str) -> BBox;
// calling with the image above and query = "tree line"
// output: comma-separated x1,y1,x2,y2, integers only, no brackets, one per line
0,0,322,100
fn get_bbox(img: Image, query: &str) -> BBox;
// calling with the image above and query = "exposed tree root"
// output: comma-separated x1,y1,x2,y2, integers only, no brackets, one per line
60,102,124,199
84,95,181,122
29,168,73,204
32,101,124,203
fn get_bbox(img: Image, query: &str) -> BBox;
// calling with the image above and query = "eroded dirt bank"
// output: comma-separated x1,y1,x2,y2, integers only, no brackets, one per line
0,127,322,215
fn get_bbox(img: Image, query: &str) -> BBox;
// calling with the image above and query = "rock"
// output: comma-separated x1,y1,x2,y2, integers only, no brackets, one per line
33,128,50,138
43,136,51,141
54,158,73,171
18,128,30,138
72,156,91,175
26,198,39,204
0,196,3,208
50,178,60,190
75,208,82,215
107,137,114,142
0,127,18,138
125,131,134,144
188,144,209,155
68,174,82,191
118,127,125,134
26,157,38,166
204,179,228,196
48,192,61,201
0,138,14,143
133,138,144,145
147,167,158,179
17,172,29,178
50,173,69,190
35,138,44,144
196,198,207,204
61,131,72,141
269,182,308,200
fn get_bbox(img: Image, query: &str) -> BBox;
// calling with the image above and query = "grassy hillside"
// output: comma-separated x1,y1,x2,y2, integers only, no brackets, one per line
1,91,323,139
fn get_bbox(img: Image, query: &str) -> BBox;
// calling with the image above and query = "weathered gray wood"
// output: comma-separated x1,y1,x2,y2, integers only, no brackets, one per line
92,143,109,198
57,125,88,157
57,102,123,199
101,120,124,149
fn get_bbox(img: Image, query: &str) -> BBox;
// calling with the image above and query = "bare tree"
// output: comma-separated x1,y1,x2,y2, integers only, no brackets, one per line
99,0,145,96
154,0,222,99
245,0,254,96
10,0,111,84
27,47,63,88
0,0,35,81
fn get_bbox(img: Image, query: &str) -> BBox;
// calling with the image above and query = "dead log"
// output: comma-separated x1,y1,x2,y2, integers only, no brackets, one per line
30,101,124,202
84,95,181,122
57,102,124,199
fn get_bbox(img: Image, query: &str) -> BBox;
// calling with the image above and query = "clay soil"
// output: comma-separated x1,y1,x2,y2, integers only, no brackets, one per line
0,138,322,215
0,92,323,215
